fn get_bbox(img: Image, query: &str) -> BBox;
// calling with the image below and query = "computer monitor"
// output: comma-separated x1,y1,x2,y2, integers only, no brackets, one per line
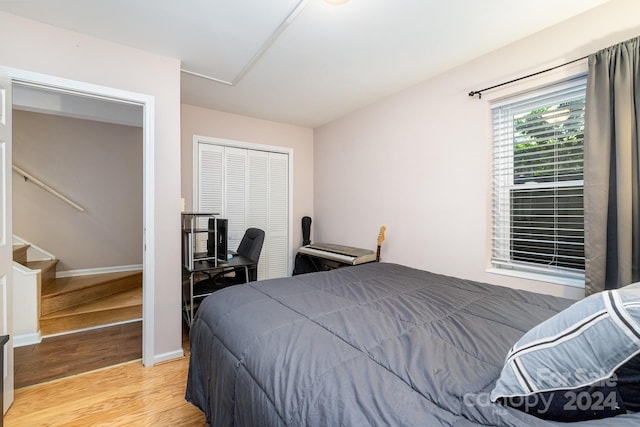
207,218,228,262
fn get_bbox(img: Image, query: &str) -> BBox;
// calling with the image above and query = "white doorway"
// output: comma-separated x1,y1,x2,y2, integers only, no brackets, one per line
1,67,156,411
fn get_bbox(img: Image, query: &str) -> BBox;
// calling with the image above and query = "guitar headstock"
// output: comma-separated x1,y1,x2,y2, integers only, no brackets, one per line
377,226,386,246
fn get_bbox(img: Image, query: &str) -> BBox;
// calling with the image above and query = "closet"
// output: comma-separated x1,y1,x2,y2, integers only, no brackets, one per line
195,139,290,279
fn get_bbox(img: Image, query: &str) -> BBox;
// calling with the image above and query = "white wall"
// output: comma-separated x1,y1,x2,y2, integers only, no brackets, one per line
0,12,182,360
314,0,640,300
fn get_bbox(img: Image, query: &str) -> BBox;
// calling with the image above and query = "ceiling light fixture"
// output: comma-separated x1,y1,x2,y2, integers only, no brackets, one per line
324,0,350,5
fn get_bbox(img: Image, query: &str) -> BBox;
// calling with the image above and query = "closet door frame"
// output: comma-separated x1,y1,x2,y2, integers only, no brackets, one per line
192,135,293,278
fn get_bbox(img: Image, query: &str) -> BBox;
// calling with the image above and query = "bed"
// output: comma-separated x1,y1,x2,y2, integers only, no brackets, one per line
186,262,640,426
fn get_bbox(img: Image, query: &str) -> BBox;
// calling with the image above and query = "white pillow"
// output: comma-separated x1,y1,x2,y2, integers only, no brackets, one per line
491,282,640,400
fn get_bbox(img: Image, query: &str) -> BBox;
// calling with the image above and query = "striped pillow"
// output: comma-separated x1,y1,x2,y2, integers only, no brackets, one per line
491,282,640,418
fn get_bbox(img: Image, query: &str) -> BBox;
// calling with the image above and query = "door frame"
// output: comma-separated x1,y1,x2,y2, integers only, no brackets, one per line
3,67,156,366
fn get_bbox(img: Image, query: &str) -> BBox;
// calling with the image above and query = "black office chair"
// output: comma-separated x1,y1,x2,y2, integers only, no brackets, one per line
220,227,265,284
194,227,265,294
238,228,265,262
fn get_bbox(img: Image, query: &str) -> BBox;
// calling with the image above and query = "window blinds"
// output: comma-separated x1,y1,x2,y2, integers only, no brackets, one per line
491,76,586,279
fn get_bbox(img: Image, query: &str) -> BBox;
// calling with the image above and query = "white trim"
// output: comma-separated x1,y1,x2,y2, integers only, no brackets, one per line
12,332,41,347
194,135,293,156
141,93,155,368
3,67,156,367
5,69,151,107
153,348,185,364
487,267,585,288
55,264,143,279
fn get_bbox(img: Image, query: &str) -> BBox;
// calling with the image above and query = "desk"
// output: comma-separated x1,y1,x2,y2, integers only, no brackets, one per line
292,252,374,275
183,255,256,326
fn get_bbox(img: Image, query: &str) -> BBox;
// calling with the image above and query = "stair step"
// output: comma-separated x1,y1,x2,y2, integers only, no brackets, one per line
24,259,59,288
13,244,30,265
40,287,142,336
41,270,142,316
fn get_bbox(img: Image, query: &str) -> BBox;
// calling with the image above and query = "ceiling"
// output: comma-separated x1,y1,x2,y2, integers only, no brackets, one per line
0,0,610,128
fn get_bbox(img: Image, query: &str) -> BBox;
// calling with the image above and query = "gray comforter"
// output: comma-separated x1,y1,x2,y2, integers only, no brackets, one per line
186,262,640,426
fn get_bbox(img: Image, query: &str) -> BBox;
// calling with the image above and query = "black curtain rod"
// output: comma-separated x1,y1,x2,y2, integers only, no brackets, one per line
468,55,588,99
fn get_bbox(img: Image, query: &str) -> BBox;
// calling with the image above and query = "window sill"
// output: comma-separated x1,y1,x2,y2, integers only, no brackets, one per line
486,267,585,288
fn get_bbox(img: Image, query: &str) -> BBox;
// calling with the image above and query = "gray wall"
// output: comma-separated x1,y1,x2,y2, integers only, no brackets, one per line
13,110,143,272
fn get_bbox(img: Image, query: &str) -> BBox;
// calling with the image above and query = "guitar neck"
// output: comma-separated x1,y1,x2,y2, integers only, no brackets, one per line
376,226,385,262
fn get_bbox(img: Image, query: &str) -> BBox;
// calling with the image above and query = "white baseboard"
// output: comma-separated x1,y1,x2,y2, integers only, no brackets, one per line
56,264,143,278
152,348,185,366
13,332,42,347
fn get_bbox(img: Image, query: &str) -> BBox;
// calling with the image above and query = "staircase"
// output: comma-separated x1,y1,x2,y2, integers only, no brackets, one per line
13,243,142,336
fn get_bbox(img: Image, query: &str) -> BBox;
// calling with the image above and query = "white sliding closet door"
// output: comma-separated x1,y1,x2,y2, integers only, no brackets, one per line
225,147,248,251
195,140,289,280
196,143,223,252
268,153,289,278
247,150,268,279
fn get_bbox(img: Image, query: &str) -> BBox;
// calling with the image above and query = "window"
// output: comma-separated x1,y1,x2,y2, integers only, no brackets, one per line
491,76,586,283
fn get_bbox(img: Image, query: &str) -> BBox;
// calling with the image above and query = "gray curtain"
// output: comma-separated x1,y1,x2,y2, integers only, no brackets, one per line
584,36,640,295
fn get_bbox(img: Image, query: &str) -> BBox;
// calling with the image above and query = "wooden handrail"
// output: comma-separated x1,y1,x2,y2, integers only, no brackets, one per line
13,164,86,212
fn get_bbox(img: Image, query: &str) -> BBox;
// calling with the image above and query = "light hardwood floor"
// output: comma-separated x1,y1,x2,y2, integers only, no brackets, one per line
6,322,205,426
4,354,206,426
